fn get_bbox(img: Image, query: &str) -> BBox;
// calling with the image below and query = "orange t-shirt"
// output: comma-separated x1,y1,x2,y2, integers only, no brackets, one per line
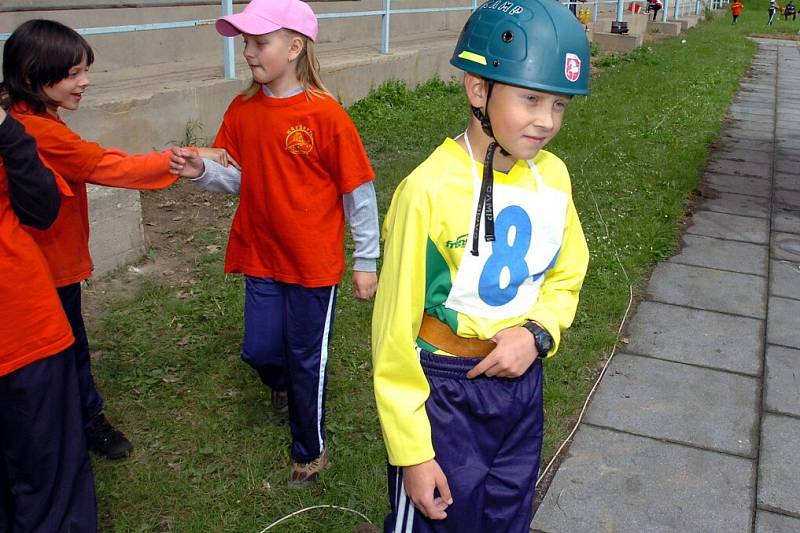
12,105,177,286
213,91,375,287
732,2,743,14
0,165,74,376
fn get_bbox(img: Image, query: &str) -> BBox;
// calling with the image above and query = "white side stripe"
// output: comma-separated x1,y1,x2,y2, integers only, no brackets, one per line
394,468,416,533
316,287,336,452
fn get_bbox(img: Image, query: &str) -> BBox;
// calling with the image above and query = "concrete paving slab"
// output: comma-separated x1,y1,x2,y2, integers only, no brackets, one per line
584,354,758,456
773,207,800,235
774,174,800,192
709,150,773,165
758,414,800,516
777,141,800,151
686,210,769,244
730,104,774,117
714,138,773,153
771,259,800,300
706,173,771,198
625,301,763,375
764,345,800,418
722,128,775,142
532,426,755,533
755,511,800,533
647,263,766,318
701,192,769,219
775,189,800,208
728,117,775,130
671,234,767,275
726,121,777,135
772,233,800,261
706,159,770,178
767,296,800,349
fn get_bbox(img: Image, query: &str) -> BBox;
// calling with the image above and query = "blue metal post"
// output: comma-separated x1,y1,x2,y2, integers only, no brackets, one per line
662,0,670,20
616,0,625,25
223,0,235,79
382,0,391,54
674,0,681,19
593,0,599,23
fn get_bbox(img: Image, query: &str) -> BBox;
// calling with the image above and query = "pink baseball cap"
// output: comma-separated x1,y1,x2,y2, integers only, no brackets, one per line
216,0,318,41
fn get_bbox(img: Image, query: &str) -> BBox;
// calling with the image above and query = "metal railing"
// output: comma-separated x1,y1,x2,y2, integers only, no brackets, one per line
0,1,479,80
1,0,728,80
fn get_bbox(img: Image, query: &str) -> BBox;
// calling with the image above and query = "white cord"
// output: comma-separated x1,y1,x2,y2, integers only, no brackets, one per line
257,504,373,533
536,145,635,487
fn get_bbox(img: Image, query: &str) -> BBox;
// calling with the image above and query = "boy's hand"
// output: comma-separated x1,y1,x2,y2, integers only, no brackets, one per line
169,147,204,178
402,459,453,520
352,271,377,300
196,147,240,169
0,108,6,124
466,326,537,379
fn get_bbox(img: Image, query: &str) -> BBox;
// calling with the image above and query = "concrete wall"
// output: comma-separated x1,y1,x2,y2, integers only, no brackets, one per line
1,0,469,72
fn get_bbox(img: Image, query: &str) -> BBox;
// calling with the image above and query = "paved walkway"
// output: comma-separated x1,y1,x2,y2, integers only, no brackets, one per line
532,38,800,533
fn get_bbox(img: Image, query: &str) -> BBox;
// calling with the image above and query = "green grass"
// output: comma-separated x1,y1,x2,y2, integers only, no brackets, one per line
91,11,763,532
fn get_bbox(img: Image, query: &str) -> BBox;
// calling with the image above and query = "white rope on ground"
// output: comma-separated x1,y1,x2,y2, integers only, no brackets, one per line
257,504,373,532
537,144,636,487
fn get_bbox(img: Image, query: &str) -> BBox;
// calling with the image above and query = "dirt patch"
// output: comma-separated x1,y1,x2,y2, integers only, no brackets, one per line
82,181,236,330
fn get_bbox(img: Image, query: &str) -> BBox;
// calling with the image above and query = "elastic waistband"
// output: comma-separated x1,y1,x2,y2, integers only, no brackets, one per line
419,349,541,381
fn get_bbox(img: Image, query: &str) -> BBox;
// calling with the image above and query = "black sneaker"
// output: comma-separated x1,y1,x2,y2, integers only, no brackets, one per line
85,413,133,460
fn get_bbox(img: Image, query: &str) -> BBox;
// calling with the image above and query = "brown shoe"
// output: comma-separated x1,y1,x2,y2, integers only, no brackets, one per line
288,449,329,489
271,390,288,413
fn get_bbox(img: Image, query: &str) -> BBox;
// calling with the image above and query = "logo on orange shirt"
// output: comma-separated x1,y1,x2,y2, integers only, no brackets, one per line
286,125,314,155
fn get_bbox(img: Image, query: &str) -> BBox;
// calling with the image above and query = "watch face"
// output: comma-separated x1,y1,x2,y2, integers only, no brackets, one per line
538,333,553,352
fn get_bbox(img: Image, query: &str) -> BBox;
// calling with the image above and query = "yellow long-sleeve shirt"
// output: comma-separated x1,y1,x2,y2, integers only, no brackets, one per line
372,138,589,467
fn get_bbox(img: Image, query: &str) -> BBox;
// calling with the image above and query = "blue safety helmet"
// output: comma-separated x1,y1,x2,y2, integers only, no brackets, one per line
451,0,590,96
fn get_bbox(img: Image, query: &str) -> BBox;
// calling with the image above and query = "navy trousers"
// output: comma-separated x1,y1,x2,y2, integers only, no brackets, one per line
0,349,97,533
385,351,544,533
57,283,104,427
241,277,337,463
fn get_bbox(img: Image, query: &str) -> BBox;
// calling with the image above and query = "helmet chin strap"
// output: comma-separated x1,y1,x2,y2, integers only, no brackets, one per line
468,80,510,256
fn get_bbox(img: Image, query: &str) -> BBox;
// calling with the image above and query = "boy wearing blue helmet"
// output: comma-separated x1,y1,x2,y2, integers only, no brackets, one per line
371,0,590,531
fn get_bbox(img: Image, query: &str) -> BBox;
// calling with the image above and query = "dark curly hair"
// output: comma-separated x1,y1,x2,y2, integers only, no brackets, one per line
0,19,94,113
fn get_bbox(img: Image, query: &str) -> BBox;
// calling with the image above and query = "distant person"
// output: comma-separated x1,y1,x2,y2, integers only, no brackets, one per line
769,0,778,24
732,0,744,24
648,0,663,20
785,0,796,20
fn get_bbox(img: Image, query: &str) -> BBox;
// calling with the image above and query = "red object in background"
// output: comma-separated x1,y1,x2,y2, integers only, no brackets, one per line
628,2,642,12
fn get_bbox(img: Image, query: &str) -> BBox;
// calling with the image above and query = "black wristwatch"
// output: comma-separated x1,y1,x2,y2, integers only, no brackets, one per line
522,321,553,357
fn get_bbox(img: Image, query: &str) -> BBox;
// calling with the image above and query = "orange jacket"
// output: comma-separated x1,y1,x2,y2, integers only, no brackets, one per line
732,2,744,15
13,104,178,286
0,116,74,376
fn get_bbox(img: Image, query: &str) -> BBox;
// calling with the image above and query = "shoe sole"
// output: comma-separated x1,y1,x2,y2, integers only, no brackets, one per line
90,445,134,460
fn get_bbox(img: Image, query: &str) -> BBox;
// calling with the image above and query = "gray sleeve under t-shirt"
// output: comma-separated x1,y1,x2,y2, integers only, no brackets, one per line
192,159,379,272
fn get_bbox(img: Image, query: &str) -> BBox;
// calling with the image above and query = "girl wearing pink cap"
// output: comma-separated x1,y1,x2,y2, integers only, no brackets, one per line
171,0,379,488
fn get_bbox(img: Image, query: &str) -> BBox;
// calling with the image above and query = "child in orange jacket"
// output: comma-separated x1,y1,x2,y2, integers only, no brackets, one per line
0,106,97,532
1,19,221,460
